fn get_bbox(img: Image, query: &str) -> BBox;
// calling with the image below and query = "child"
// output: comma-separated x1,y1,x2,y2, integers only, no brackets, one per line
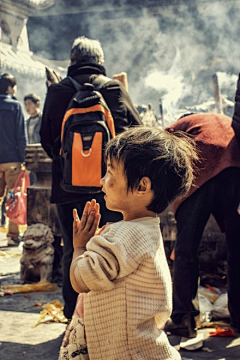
24,93,42,144
60,126,198,359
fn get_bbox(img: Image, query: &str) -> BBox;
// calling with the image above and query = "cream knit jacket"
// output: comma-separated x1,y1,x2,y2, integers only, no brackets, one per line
74,217,180,360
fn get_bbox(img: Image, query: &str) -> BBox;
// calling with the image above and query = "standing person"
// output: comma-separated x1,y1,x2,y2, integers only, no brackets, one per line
0,73,26,246
165,112,240,338
24,93,42,144
59,126,197,360
40,36,142,320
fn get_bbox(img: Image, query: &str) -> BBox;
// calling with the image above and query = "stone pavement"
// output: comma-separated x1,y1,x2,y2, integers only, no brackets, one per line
0,228,240,360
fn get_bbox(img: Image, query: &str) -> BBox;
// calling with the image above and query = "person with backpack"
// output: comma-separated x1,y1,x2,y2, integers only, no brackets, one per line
40,36,142,320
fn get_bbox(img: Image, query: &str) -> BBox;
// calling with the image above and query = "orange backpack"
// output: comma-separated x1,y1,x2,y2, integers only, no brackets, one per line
59,76,115,194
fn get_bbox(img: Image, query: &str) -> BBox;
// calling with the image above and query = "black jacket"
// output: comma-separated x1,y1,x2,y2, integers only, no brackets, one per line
232,73,240,141
40,63,142,203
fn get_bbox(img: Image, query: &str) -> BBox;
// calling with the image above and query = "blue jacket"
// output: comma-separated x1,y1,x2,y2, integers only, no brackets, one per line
0,94,26,163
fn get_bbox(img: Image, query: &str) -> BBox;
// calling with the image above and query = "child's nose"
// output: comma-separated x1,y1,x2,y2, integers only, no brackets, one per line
100,176,105,185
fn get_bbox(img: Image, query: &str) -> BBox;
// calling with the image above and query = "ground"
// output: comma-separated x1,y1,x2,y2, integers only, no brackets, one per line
0,227,65,360
1,227,240,360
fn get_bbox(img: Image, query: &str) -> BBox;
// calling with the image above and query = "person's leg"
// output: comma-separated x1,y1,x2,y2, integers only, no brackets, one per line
52,235,63,281
166,180,214,337
1,194,7,227
0,164,6,198
56,201,83,320
0,164,7,226
4,163,21,241
7,221,20,240
217,168,240,331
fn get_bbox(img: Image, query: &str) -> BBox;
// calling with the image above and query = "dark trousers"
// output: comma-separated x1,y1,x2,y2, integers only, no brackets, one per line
1,194,6,226
56,193,122,319
172,167,240,329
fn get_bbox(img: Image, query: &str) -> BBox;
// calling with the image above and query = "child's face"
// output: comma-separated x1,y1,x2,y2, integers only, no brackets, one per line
100,159,156,221
100,157,154,221
100,158,134,218
24,99,39,116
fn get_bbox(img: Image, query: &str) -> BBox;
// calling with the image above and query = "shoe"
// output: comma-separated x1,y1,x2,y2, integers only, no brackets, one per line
165,315,197,338
7,236,22,247
230,320,240,333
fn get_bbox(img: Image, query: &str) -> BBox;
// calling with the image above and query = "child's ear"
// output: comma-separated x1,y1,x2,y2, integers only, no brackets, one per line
137,177,151,195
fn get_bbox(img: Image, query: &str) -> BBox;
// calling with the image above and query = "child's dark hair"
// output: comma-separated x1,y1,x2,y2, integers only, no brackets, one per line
0,73,16,94
24,93,41,104
104,126,198,214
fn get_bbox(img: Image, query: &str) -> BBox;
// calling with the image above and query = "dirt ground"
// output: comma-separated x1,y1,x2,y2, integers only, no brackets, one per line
1,228,240,360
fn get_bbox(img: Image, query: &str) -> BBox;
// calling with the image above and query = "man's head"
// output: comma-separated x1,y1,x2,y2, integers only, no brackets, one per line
104,126,198,214
70,36,104,65
0,73,17,95
24,93,41,117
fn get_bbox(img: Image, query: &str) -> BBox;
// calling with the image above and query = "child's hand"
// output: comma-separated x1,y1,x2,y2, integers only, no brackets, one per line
73,199,101,250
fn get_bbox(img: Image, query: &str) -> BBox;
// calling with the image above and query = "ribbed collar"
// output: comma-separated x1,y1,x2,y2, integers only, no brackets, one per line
67,62,106,77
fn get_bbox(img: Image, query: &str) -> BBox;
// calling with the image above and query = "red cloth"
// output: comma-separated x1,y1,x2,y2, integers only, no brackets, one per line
167,113,240,213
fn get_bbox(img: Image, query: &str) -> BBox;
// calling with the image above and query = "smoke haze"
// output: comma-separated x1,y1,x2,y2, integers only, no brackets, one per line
27,0,240,125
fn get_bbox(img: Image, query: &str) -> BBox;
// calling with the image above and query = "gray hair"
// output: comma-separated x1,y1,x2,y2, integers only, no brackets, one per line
70,36,104,65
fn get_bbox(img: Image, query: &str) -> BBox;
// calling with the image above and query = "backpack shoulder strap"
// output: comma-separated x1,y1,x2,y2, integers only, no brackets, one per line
91,74,112,91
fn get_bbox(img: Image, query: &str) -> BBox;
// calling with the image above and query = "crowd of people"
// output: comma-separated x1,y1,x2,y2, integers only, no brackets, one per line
1,35,240,359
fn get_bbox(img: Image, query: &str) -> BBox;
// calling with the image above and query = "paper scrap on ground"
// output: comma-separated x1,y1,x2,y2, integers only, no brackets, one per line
180,333,204,350
33,299,68,327
0,281,58,294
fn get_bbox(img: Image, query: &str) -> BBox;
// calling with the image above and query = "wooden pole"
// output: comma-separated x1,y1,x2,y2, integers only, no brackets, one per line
212,73,223,114
159,99,165,128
